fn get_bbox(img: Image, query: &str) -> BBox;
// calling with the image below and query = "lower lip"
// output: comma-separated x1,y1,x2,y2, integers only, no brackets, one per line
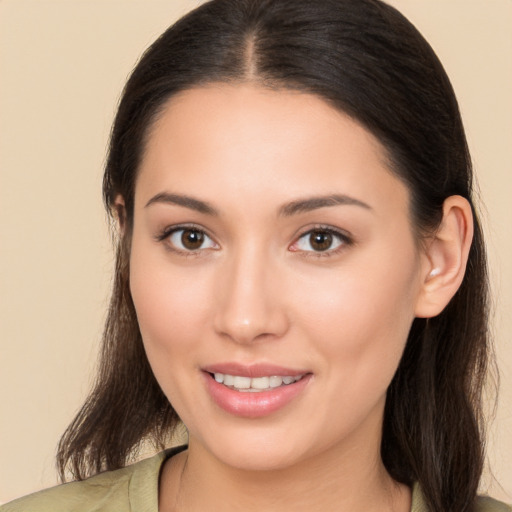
203,372,312,418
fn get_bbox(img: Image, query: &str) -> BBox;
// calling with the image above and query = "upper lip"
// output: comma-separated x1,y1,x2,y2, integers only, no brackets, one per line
202,362,309,378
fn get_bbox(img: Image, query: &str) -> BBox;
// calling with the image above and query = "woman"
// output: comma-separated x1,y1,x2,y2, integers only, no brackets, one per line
2,0,509,511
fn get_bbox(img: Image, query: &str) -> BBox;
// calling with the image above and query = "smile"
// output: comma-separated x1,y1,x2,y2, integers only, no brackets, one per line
212,373,304,392
203,368,312,418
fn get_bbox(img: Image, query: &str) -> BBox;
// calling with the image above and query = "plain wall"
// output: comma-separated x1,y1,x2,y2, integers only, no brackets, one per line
0,0,511,504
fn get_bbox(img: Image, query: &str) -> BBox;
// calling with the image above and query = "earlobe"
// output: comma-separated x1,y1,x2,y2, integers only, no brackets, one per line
114,195,127,237
415,195,474,318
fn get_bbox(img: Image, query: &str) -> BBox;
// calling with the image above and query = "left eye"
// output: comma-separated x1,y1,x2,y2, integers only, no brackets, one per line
294,229,346,252
168,228,217,251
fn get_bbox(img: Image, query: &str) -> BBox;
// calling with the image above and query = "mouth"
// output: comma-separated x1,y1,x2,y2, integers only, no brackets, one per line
208,372,305,392
202,365,312,418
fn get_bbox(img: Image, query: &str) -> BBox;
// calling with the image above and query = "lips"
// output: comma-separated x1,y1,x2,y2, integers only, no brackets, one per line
213,373,304,392
202,363,312,418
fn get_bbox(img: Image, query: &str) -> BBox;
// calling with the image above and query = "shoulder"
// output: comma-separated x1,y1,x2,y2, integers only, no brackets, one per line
411,484,511,512
475,496,512,512
0,449,174,512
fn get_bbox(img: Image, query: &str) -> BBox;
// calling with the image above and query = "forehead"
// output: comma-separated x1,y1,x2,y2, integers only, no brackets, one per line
137,83,409,217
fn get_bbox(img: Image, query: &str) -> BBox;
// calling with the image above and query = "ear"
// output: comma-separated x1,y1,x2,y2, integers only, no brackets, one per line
114,195,127,236
415,195,474,318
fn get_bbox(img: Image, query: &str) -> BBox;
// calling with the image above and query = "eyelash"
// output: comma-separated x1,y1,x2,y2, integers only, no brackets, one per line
155,224,353,258
155,224,218,256
291,225,353,258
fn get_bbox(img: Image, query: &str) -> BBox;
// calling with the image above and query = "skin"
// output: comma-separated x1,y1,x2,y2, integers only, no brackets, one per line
125,84,472,511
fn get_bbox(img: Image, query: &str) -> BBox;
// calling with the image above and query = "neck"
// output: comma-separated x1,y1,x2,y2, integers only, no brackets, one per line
160,429,411,512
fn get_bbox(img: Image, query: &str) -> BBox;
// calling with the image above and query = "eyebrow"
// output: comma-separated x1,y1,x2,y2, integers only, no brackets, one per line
279,194,372,216
144,192,371,217
145,192,218,215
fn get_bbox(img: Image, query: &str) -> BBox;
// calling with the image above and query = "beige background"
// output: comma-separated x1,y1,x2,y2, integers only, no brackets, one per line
0,0,510,504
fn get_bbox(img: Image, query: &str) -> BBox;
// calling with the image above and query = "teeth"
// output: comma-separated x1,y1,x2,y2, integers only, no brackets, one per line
252,376,270,389
223,374,235,386
269,376,282,387
233,376,251,389
211,372,303,392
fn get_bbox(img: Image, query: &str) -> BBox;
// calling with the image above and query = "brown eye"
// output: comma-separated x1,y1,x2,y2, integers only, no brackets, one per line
167,228,217,252
309,230,333,251
293,228,347,253
181,229,204,250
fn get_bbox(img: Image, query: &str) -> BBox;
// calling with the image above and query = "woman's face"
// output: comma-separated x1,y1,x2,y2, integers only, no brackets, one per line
129,84,428,471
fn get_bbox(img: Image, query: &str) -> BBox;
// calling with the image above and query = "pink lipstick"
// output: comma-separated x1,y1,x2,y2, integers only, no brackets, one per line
202,363,312,418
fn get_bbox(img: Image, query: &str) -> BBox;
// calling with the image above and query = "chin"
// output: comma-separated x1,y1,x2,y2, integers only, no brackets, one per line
190,423,317,472
217,445,302,472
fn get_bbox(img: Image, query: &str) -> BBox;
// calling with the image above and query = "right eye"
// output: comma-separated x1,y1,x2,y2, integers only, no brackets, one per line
166,227,218,252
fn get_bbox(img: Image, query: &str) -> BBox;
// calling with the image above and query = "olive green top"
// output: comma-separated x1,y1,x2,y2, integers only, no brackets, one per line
2,446,510,512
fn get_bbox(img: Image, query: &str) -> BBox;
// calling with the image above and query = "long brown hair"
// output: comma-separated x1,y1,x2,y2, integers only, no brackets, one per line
57,1,492,510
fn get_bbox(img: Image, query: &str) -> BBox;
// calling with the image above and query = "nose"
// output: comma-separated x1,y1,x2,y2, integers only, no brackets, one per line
213,247,289,345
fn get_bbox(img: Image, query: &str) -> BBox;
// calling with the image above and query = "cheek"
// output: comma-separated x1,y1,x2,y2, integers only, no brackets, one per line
295,245,420,384
129,246,217,420
129,244,213,361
